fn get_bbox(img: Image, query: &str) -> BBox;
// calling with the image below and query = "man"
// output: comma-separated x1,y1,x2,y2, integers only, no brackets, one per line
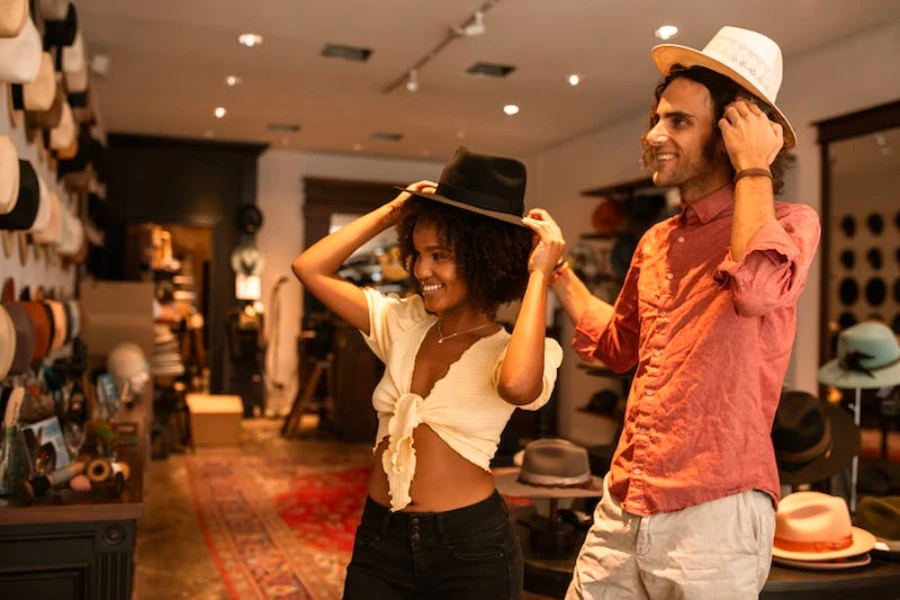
529,27,821,598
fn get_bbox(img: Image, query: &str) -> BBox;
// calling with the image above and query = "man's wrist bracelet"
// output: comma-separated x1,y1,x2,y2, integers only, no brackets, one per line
734,168,772,183
549,261,570,284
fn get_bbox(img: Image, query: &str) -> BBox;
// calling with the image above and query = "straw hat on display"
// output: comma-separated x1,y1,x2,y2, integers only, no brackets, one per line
0,0,28,38
0,159,39,230
0,15,41,94
773,491,876,567
0,136,19,215
651,26,795,148
10,51,55,111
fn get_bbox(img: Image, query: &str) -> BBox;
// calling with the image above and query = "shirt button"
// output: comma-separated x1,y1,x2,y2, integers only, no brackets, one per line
633,467,643,476
677,236,685,243
645,390,655,396
666,272,674,280
659,310,667,317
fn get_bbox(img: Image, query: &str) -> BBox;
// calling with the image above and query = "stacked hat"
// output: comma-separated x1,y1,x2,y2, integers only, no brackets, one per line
854,496,900,557
151,324,184,377
0,14,41,85
772,491,876,570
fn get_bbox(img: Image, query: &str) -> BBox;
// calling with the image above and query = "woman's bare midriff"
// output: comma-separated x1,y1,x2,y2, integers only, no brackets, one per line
368,423,496,512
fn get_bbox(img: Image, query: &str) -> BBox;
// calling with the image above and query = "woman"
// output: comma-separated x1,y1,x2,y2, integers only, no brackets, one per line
292,147,565,600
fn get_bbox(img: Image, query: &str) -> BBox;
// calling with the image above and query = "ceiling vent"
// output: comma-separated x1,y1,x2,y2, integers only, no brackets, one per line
322,44,373,62
466,62,515,78
370,132,404,142
267,123,301,133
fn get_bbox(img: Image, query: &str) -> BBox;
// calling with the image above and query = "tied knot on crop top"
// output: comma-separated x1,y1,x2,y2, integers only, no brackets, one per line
361,288,563,511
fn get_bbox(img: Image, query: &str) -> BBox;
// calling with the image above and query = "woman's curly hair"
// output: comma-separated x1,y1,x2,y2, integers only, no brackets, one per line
395,198,533,318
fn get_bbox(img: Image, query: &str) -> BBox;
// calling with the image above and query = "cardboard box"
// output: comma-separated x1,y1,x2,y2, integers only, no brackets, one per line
185,394,243,446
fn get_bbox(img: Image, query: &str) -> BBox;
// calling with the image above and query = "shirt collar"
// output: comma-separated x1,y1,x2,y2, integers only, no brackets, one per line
681,184,734,225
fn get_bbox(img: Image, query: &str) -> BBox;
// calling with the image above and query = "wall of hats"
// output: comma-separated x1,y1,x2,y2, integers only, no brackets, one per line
828,166,900,342
1,0,107,302
1,0,109,480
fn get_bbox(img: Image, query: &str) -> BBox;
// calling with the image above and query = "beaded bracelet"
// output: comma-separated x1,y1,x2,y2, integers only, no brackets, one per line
734,168,773,183
549,261,570,285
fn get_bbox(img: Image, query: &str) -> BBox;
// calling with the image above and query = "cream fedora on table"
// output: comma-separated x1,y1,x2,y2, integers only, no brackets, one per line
773,491,876,562
0,15,41,84
0,135,19,215
0,0,28,39
652,26,795,148
818,322,900,389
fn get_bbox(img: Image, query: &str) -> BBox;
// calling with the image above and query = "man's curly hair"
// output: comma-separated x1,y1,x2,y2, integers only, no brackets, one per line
640,65,793,195
395,198,533,318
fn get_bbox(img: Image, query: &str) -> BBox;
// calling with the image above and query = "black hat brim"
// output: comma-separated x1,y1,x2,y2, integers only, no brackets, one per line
396,187,526,228
777,401,860,486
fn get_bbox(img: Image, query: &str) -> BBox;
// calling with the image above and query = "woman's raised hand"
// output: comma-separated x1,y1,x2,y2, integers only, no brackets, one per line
522,208,566,277
387,180,438,224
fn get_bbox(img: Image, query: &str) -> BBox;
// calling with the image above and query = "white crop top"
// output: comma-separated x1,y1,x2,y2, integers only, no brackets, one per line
361,287,564,511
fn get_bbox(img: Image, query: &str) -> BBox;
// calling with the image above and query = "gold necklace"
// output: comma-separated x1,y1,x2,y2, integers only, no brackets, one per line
436,321,494,344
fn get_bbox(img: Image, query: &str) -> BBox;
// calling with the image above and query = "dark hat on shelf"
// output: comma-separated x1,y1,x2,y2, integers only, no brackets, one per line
772,390,859,486
1,301,34,375
865,277,886,307
839,249,854,270
866,213,884,236
397,146,528,227
839,215,856,238
866,248,882,270
837,312,857,331
0,160,39,231
854,496,900,556
838,278,858,306
42,2,78,47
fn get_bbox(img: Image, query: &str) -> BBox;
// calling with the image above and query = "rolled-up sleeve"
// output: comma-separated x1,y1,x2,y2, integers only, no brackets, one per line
572,245,642,372
715,204,821,317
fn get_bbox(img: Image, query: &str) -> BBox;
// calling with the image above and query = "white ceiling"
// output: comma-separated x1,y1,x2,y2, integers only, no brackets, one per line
78,0,900,160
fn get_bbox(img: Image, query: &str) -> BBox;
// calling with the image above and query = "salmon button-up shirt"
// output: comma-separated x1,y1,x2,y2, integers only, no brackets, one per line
574,184,821,516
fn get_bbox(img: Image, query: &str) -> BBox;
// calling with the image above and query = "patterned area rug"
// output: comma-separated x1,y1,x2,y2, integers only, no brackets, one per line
185,451,372,600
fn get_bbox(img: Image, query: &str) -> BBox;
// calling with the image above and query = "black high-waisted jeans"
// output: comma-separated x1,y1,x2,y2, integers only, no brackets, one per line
343,490,523,600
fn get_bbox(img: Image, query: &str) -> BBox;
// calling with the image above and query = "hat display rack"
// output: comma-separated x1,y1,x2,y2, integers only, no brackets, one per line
1,3,122,509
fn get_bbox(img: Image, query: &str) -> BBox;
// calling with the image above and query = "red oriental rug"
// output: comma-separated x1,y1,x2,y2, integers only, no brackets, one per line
185,453,372,600
186,453,541,600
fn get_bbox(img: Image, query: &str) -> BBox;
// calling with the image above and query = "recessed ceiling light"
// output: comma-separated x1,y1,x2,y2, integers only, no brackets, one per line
567,74,581,87
353,143,363,152
237,33,263,48
654,25,679,41
225,75,242,87
503,104,520,116
214,107,227,119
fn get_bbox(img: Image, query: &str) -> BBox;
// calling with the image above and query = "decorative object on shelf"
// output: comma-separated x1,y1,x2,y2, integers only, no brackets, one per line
237,204,264,235
0,386,27,495
17,460,86,504
591,199,625,235
19,415,70,478
231,243,265,300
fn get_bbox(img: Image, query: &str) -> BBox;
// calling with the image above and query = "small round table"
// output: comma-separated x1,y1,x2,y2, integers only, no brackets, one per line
515,514,900,599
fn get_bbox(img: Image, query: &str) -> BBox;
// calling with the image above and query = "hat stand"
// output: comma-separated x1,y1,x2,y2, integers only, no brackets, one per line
850,386,862,513
520,498,577,559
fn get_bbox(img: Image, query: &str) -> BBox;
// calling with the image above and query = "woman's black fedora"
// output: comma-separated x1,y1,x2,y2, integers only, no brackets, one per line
397,146,526,227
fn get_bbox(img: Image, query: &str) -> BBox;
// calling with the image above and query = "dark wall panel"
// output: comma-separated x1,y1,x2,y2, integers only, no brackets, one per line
105,134,267,393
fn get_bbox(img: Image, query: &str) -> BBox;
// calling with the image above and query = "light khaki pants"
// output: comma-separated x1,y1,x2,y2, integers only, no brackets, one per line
566,475,775,600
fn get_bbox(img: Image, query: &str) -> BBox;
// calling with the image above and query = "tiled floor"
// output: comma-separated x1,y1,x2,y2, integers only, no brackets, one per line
134,419,556,599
